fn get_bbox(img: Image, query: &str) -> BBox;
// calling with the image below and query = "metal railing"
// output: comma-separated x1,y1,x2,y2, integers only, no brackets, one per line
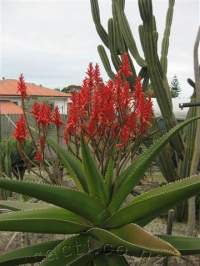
179,102,200,110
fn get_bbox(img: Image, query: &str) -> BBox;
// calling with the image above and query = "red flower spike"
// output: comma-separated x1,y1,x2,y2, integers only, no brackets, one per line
94,64,102,84
134,77,153,134
38,103,51,127
64,54,152,149
51,106,63,129
13,115,28,143
120,53,132,78
86,63,94,87
31,102,41,122
17,74,27,99
31,102,51,128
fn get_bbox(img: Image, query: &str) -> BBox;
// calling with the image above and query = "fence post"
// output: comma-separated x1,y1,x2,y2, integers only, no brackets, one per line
163,209,175,266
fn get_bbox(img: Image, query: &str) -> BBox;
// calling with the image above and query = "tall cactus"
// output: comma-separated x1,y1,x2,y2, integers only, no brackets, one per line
160,0,175,75
90,0,185,181
187,27,200,234
138,0,184,157
179,96,197,179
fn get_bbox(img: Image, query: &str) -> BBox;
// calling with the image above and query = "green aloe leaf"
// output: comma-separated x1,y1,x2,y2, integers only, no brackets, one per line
110,116,200,212
0,207,91,234
106,175,200,227
0,200,50,211
48,139,88,192
94,255,129,266
41,235,100,266
0,240,62,265
81,138,108,205
0,179,106,224
89,224,180,257
104,157,115,200
159,235,200,255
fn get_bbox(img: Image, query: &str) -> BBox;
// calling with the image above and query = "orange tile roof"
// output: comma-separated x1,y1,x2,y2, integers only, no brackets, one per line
0,79,70,98
0,102,23,115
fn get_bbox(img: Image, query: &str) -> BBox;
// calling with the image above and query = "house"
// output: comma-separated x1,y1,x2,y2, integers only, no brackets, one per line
0,78,71,115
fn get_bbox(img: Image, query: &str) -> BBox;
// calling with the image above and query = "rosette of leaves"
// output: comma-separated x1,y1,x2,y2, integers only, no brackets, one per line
0,117,200,265
0,138,34,180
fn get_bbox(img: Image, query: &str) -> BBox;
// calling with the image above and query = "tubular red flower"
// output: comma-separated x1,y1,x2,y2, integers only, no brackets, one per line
38,103,51,127
31,102,51,127
17,74,27,99
13,115,28,143
94,64,102,84
51,106,63,129
120,53,132,78
134,77,153,134
31,102,40,122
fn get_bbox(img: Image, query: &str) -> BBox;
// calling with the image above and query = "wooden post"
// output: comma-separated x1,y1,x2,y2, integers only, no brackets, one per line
163,209,175,266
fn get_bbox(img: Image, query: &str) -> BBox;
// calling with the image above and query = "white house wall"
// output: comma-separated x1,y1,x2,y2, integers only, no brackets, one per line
0,96,70,115
0,97,21,106
54,99,68,115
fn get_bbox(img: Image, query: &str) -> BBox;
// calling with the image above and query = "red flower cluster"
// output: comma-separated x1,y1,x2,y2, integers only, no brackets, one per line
14,74,64,163
64,54,152,147
17,74,27,99
31,103,63,161
13,115,28,143
32,102,52,127
31,103,63,129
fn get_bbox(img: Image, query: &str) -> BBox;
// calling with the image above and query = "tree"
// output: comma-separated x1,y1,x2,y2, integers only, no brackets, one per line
62,84,81,93
170,75,181,98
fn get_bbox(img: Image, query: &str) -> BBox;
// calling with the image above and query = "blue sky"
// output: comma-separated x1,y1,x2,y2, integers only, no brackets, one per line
0,0,199,98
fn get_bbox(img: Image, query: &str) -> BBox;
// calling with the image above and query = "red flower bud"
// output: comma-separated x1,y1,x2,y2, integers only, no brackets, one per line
17,74,27,99
35,150,42,161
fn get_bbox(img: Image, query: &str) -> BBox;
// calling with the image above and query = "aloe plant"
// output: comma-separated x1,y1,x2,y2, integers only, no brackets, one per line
0,117,200,265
